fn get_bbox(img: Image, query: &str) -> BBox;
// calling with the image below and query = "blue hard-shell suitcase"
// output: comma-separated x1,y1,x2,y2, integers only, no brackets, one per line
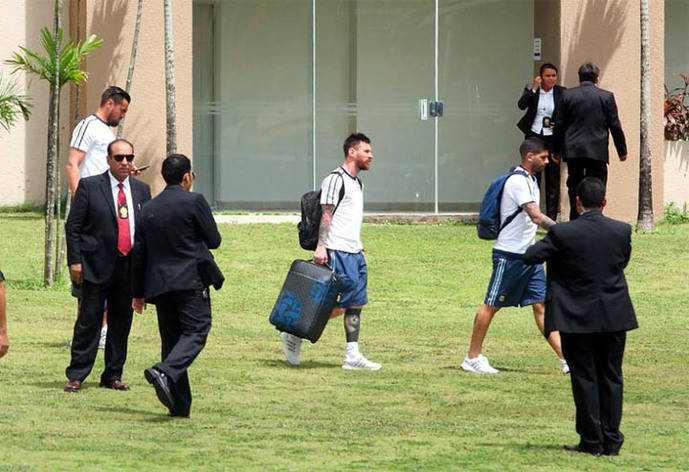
269,260,340,343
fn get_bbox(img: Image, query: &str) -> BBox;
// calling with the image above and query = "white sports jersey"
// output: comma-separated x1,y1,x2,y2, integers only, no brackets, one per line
320,166,364,253
493,165,540,254
70,114,116,178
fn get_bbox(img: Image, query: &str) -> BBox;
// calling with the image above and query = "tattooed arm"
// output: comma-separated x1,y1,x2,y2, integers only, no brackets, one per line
522,201,556,231
313,204,334,264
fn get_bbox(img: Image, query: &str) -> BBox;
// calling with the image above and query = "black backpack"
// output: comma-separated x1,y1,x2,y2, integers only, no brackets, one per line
297,172,345,250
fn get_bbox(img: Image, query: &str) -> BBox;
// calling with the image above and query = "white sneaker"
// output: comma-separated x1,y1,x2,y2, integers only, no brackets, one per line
280,332,302,366
460,354,499,374
342,354,382,371
98,326,107,350
560,359,570,374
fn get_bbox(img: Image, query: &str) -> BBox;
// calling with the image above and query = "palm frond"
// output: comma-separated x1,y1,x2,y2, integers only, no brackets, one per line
4,27,102,88
0,71,32,132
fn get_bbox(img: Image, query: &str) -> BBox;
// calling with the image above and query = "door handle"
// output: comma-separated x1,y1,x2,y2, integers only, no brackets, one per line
418,99,428,120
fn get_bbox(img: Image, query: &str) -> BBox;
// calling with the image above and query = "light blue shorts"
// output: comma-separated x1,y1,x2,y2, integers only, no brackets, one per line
328,249,368,308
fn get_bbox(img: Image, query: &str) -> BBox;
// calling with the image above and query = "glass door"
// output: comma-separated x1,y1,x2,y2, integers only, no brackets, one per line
192,0,536,210
438,0,534,210
315,0,436,210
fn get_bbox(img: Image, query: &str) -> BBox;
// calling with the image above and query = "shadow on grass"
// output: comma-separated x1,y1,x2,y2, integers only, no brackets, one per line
94,405,179,423
259,358,340,369
441,365,554,376
477,442,563,452
31,380,71,390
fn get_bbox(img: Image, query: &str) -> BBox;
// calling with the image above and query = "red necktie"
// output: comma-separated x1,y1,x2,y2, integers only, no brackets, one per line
117,183,131,256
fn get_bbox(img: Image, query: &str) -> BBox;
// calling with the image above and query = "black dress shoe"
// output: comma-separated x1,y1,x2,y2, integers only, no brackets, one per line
563,444,602,455
604,438,623,456
64,379,82,393
168,410,190,418
144,367,175,411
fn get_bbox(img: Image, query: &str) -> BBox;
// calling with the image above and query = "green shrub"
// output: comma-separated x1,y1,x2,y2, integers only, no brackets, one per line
664,202,689,224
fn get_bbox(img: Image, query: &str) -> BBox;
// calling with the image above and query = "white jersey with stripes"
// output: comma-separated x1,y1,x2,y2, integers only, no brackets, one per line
493,165,540,254
320,166,364,253
70,114,116,178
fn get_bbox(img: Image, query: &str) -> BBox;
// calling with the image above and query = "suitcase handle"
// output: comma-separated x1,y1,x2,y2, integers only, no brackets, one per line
311,259,333,272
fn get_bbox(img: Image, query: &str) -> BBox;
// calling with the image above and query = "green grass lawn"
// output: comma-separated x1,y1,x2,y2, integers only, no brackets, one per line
0,214,687,471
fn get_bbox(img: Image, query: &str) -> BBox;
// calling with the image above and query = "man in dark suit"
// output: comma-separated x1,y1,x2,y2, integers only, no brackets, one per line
132,154,222,418
523,177,638,455
517,62,565,220
65,138,151,392
553,62,627,221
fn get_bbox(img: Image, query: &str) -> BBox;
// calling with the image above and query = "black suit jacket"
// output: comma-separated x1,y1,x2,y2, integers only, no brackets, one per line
553,81,627,162
66,171,151,285
132,185,222,301
516,85,565,135
522,210,637,336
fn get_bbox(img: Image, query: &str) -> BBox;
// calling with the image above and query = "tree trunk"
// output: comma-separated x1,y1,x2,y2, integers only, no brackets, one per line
60,0,80,276
44,0,63,286
164,0,177,155
118,0,143,137
54,125,62,282
637,0,654,232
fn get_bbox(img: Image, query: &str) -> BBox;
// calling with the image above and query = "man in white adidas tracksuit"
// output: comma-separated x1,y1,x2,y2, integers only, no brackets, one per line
281,133,381,371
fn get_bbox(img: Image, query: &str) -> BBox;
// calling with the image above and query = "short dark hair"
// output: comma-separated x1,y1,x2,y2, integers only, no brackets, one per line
343,132,371,157
539,63,558,76
578,63,600,83
106,138,133,156
576,177,606,209
162,153,191,184
519,137,547,159
100,86,131,106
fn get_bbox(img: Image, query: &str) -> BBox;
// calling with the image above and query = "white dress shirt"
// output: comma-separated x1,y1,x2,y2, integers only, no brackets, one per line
108,171,136,246
531,87,555,136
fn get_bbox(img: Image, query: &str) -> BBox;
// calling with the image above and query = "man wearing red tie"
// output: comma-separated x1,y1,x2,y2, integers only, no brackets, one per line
64,139,151,392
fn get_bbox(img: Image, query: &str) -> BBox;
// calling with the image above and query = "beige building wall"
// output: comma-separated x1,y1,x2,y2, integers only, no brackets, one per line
559,0,664,223
76,0,193,196
664,141,689,208
534,0,561,73
0,0,72,205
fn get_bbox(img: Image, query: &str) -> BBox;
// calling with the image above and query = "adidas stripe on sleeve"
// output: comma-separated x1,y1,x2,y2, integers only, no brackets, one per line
320,172,344,206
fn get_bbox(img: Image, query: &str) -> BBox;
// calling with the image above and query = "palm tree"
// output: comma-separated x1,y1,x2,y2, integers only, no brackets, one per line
0,71,32,132
164,0,177,155
6,21,102,285
118,0,144,137
637,0,653,232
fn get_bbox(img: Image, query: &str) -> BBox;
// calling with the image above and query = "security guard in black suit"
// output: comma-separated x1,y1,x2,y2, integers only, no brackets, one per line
65,138,151,392
517,62,566,221
523,177,637,456
553,62,628,221
132,154,223,418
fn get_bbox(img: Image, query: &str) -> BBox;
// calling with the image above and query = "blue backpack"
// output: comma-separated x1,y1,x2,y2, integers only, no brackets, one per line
477,167,530,240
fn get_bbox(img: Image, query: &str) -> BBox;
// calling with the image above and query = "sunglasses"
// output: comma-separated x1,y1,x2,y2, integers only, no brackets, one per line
112,154,135,162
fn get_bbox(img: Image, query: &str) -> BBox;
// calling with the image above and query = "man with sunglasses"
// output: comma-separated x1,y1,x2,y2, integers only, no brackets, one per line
66,86,131,350
64,139,151,393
